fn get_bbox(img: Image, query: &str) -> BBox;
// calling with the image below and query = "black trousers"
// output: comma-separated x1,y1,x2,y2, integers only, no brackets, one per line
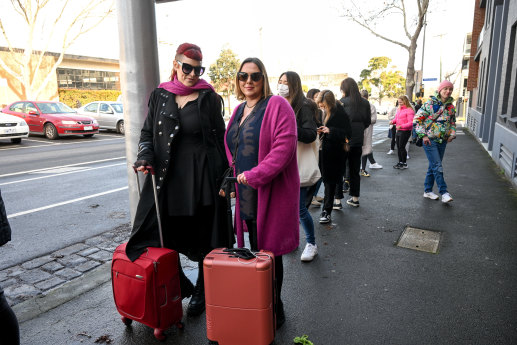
361,153,376,170
396,130,411,163
245,220,284,303
390,126,397,150
323,182,337,214
0,289,20,345
346,146,362,197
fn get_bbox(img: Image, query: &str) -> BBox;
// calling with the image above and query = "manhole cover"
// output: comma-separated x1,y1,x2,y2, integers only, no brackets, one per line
396,226,442,253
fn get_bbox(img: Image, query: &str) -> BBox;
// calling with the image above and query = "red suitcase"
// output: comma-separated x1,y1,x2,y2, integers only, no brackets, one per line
111,167,183,341
204,248,275,345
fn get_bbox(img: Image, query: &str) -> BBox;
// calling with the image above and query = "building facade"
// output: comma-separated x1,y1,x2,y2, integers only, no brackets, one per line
0,47,120,106
467,0,517,187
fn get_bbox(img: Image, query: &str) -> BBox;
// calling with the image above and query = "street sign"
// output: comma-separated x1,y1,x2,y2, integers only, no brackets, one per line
423,78,438,81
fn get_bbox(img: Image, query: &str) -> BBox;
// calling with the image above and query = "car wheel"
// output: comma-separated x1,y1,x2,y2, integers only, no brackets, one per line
83,134,95,138
11,138,22,144
117,120,125,135
45,123,58,140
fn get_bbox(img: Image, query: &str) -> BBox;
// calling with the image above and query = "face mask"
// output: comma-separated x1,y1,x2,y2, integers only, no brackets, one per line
277,84,289,98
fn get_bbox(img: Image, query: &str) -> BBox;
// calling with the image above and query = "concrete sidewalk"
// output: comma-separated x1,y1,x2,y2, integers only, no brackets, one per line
17,128,517,345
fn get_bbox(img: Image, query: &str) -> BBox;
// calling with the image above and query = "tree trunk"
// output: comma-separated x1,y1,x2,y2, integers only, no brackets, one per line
405,39,418,99
226,92,231,118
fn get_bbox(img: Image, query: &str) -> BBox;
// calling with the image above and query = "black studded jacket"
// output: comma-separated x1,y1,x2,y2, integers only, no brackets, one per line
126,87,230,262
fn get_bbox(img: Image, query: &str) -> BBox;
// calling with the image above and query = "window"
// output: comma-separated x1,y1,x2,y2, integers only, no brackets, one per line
25,102,37,113
56,68,120,90
9,102,24,112
99,103,111,113
84,103,98,112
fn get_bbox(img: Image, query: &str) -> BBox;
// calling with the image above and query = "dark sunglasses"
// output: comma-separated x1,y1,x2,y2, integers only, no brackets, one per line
176,60,205,76
237,72,263,82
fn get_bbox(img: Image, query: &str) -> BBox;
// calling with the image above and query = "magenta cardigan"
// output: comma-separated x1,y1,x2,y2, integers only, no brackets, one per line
224,95,300,256
392,105,415,131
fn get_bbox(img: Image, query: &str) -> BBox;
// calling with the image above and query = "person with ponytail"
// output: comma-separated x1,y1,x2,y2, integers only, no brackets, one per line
126,43,230,317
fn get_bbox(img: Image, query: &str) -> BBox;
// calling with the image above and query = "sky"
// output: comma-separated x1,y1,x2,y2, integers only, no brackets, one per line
0,0,475,89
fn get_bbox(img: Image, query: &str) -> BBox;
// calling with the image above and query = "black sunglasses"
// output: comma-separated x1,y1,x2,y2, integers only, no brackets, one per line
237,72,263,82
176,60,205,76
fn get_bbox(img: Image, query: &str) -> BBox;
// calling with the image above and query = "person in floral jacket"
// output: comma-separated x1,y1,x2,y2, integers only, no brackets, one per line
414,80,457,203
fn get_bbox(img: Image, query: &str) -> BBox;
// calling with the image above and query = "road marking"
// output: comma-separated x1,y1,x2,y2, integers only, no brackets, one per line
0,137,124,151
0,162,126,186
7,186,128,219
0,157,126,178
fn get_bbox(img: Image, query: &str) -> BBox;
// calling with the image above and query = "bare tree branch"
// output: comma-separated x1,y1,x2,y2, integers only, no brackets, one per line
400,0,412,40
33,0,114,98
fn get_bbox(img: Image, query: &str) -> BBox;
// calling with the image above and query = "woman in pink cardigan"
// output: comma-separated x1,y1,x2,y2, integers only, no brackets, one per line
224,57,299,329
390,95,415,169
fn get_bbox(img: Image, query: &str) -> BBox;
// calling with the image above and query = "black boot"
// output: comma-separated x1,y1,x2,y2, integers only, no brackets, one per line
179,263,194,299
276,299,285,330
187,261,205,316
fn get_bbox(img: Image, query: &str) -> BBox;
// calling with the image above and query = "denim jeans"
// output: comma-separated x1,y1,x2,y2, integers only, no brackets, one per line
300,187,315,245
423,140,448,194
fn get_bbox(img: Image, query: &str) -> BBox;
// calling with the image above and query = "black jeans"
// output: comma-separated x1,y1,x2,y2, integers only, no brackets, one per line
390,126,397,150
245,220,284,304
361,153,376,170
396,130,411,163
323,182,337,214
346,146,362,197
0,289,20,345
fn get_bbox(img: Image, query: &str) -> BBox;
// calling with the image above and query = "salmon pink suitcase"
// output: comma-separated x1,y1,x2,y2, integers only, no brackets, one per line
111,167,183,341
204,248,275,345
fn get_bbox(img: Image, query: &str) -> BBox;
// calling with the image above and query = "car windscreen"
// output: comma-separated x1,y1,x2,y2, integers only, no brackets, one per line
36,102,76,114
111,104,123,113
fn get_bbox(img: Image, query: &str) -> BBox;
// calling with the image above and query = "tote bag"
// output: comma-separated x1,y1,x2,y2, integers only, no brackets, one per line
297,139,321,187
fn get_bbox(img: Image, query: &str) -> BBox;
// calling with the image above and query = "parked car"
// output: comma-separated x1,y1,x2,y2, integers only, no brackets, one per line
77,101,124,134
1,101,99,140
0,112,29,144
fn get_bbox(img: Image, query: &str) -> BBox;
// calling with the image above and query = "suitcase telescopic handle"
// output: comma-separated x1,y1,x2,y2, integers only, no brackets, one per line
133,165,165,248
223,176,237,248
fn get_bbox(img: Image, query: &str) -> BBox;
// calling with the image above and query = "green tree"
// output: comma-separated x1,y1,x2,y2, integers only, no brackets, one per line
359,56,405,105
341,0,429,98
208,47,240,114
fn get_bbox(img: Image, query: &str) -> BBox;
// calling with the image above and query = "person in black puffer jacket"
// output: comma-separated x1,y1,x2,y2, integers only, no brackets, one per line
0,188,20,345
339,78,371,207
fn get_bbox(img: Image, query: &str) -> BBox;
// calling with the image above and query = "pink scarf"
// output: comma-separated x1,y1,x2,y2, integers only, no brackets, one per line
158,76,215,96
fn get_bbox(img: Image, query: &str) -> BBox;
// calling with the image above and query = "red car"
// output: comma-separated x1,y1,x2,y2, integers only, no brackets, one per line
1,101,99,140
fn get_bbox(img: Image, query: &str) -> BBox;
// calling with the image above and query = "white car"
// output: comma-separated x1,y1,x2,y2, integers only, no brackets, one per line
0,112,29,144
77,101,125,134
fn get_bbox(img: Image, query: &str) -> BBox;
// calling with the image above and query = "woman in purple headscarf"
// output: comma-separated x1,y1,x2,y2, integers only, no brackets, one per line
126,43,230,317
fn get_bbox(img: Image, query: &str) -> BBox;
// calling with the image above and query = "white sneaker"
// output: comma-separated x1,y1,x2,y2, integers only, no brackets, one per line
369,163,383,169
442,193,453,203
301,243,318,262
387,150,394,155
423,191,439,200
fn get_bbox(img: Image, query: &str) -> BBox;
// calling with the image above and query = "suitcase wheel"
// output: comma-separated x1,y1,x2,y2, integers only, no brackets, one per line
154,328,166,341
176,321,185,330
121,316,132,326
208,341,218,345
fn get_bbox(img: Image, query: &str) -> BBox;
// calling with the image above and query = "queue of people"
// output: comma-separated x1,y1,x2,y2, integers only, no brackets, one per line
123,41,457,335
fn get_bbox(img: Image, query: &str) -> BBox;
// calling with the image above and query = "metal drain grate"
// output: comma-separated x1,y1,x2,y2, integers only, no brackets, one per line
396,226,442,254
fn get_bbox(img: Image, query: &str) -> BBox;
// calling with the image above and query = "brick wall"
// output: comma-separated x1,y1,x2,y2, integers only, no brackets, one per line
467,0,486,91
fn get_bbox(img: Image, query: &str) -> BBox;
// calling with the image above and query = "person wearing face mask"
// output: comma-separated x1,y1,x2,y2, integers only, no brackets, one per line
126,43,231,317
316,90,352,224
278,71,319,262
415,80,457,203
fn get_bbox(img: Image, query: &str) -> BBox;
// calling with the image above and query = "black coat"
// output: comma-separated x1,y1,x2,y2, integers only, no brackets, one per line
320,103,352,183
0,189,11,247
340,97,371,147
126,88,230,262
296,101,318,143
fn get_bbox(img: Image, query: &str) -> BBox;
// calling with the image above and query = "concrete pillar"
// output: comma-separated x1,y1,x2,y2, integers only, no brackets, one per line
115,0,160,224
